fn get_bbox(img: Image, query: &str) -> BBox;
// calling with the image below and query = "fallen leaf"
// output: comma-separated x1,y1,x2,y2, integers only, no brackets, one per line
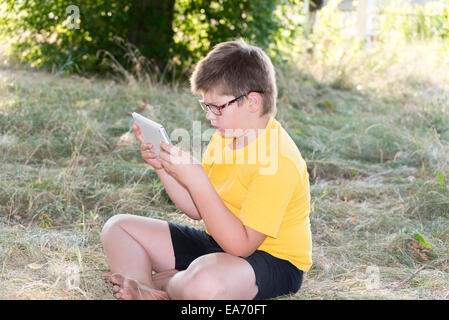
350,217,358,223
393,151,403,161
27,263,45,270
52,275,61,288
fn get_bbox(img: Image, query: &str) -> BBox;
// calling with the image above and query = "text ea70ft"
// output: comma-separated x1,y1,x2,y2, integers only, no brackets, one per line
225,304,266,315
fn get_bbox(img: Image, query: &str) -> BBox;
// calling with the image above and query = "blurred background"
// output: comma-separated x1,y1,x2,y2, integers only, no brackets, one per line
1,0,448,77
0,0,448,300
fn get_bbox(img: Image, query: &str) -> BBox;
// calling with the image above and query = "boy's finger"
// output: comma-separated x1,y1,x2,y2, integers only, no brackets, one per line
159,148,171,162
143,152,158,159
160,141,172,152
102,272,113,281
133,123,145,143
141,143,153,151
159,157,170,171
133,123,140,134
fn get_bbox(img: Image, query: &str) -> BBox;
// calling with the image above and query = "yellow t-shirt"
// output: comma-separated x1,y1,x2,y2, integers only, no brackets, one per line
201,117,312,272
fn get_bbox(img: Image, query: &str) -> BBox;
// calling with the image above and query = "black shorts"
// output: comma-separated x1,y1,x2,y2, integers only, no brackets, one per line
168,222,303,300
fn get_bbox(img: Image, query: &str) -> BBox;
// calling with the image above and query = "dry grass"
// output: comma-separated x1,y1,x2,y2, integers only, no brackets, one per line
0,36,448,299
0,222,111,299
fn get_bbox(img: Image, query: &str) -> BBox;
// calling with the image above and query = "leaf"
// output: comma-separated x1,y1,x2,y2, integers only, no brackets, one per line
413,232,432,250
320,187,327,199
437,171,444,188
27,263,45,270
294,128,307,137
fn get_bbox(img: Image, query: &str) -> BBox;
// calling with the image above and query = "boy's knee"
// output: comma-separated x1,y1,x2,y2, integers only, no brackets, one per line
100,214,131,243
169,268,224,300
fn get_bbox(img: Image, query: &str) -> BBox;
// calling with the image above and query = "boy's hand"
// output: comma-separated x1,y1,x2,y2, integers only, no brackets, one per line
159,141,206,189
133,123,164,170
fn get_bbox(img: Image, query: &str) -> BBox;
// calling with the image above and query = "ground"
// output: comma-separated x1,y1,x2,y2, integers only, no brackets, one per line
0,39,448,300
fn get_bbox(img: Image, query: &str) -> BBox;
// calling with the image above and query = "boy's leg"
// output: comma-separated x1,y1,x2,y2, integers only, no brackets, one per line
101,214,175,287
166,252,258,300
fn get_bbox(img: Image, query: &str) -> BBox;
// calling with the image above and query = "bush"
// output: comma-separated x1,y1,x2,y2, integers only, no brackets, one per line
0,0,305,77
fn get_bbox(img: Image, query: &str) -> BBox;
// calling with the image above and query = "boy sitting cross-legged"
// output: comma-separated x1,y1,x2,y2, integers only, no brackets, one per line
101,39,312,300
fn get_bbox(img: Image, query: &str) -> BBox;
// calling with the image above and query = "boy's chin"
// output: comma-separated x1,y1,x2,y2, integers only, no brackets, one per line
217,129,235,139
217,131,230,138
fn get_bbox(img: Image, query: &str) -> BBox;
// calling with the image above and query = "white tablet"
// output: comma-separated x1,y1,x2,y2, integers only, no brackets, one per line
132,112,171,155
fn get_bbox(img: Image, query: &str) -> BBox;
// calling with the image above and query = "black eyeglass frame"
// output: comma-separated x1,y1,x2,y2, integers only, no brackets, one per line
199,90,264,116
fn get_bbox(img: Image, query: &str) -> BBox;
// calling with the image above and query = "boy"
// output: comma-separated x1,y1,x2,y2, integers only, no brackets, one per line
101,39,312,300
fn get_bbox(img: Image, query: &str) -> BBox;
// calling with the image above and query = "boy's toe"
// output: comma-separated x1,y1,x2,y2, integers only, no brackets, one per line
123,278,139,290
102,272,113,280
110,273,125,286
120,288,134,300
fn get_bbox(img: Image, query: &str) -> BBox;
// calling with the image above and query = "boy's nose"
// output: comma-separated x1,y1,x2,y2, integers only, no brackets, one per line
205,109,216,121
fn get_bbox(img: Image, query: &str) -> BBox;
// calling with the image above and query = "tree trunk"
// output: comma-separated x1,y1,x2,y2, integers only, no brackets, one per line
126,0,175,70
310,0,324,12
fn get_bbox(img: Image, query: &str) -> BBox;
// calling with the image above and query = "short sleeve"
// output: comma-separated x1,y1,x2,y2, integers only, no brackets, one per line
238,157,300,238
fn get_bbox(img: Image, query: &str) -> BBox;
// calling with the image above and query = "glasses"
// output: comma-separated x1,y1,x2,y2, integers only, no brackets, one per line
199,91,264,116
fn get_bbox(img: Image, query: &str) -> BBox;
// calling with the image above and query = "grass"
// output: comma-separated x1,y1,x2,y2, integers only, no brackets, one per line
0,37,448,299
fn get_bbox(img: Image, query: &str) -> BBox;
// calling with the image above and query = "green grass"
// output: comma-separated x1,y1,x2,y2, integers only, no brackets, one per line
0,38,448,299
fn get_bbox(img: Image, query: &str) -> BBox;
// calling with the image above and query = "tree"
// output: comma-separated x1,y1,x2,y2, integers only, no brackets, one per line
173,0,304,70
306,0,325,35
0,0,305,76
126,0,176,71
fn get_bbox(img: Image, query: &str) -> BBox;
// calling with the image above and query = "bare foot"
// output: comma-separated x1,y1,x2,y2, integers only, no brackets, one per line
152,269,179,291
103,273,169,300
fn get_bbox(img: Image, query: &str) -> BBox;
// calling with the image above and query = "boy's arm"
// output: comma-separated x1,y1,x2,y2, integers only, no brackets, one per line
157,141,266,256
155,168,201,220
134,123,201,220
186,173,266,257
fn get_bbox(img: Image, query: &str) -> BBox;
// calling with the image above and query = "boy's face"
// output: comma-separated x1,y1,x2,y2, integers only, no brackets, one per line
202,90,252,139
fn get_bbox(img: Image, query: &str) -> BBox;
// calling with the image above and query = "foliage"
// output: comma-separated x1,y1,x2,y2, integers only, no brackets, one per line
286,0,449,89
0,0,131,74
378,0,449,42
172,0,305,71
0,0,305,76
1,0,448,77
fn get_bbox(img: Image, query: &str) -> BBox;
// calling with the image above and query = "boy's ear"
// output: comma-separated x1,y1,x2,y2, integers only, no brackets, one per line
246,92,263,114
